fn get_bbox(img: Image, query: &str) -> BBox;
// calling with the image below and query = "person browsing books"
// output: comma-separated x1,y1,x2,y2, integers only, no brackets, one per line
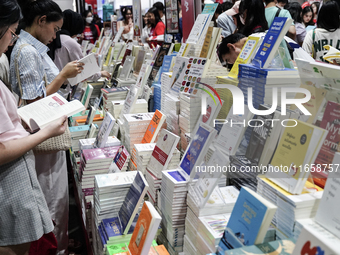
0,1,69,254
146,7,165,48
9,1,84,254
54,9,110,96
287,2,306,46
117,6,134,42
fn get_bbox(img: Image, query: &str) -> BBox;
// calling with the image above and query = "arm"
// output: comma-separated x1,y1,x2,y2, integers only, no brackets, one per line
287,25,296,41
302,30,313,56
0,116,67,165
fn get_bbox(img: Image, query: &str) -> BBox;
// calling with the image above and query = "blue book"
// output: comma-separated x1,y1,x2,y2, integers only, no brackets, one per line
118,171,149,235
252,17,293,69
98,225,107,245
102,217,123,240
162,55,174,73
216,187,277,255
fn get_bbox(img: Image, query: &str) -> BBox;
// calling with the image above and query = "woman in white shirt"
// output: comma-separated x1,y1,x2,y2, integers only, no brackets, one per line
303,1,340,62
117,6,134,41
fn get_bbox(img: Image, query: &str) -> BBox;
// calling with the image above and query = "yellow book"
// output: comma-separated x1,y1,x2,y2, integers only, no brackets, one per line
228,35,262,79
266,119,328,194
200,26,214,58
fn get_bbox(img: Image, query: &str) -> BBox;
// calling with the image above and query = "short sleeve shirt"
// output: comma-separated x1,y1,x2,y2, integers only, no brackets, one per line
0,81,29,143
265,7,294,27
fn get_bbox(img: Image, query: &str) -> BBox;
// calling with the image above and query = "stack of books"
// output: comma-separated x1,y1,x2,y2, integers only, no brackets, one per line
93,172,137,224
238,64,299,110
122,113,154,153
79,146,121,204
159,170,189,254
101,87,129,112
257,177,323,239
69,125,90,152
161,93,180,135
153,83,162,111
179,93,201,152
79,136,121,152
132,143,156,174
109,99,148,119
145,170,162,207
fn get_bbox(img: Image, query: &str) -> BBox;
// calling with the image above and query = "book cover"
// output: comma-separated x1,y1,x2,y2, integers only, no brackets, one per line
228,35,262,79
141,110,166,143
315,152,340,239
253,17,293,69
94,112,115,148
118,171,149,235
108,145,130,173
119,87,139,120
128,201,162,255
200,26,214,58
216,187,277,254
147,129,180,178
119,56,135,80
180,123,217,179
68,53,100,86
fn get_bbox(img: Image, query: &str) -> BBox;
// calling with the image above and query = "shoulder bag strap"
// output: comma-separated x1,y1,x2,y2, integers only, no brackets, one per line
275,7,281,18
312,28,316,59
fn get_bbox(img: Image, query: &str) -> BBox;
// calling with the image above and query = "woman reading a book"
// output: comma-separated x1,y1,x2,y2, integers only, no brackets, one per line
117,6,134,41
0,1,69,254
146,7,165,48
9,1,83,254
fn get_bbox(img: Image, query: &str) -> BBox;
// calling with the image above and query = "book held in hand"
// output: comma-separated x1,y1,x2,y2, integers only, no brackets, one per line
68,53,100,86
17,92,85,133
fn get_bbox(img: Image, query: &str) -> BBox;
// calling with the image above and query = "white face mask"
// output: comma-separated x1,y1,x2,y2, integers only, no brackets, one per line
86,17,93,24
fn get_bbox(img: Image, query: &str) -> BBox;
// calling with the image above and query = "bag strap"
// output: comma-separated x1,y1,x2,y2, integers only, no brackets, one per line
275,7,281,18
312,28,316,59
15,43,48,107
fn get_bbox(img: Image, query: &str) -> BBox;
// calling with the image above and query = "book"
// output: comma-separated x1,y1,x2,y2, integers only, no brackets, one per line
228,35,262,79
200,26,214,58
128,201,162,255
293,219,340,255
108,145,130,173
17,93,85,132
216,187,277,254
68,53,100,86
323,44,340,64
179,122,217,180
141,110,166,143
147,129,180,178
315,152,340,239
81,83,94,114
119,56,134,80
266,119,328,194
224,239,295,255
118,171,149,235
133,49,146,75
119,87,138,120
94,112,115,148
253,17,293,69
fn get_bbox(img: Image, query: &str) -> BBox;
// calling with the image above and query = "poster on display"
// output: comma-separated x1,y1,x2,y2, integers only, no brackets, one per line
85,0,98,14
165,0,180,34
133,0,142,36
181,0,195,42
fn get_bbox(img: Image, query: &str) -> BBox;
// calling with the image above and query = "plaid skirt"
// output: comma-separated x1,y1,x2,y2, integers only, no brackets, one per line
0,150,54,246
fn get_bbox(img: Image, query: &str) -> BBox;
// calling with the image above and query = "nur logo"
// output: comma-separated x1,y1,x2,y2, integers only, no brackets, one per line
197,81,222,115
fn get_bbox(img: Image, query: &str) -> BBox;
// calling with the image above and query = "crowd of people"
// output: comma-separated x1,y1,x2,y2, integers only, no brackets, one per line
216,0,340,64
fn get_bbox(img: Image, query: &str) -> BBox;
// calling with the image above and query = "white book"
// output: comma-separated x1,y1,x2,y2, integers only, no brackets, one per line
119,56,135,80
147,129,180,178
119,87,139,120
108,146,130,173
68,53,100,86
315,152,340,239
215,105,253,156
95,171,137,190
17,93,85,132
94,112,115,148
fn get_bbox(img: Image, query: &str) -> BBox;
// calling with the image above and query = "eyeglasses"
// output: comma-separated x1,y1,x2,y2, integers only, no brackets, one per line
8,28,19,44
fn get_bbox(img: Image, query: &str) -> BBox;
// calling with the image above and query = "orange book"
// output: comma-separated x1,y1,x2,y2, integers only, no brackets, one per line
141,110,166,143
113,245,169,255
128,201,161,255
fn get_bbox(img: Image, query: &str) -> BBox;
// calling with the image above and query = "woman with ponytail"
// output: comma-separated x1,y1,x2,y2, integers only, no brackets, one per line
9,1,83,254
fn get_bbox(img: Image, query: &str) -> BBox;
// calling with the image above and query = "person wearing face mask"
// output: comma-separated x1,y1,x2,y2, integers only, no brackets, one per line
54,9,110,97
9,1,83,254
83,10,100,44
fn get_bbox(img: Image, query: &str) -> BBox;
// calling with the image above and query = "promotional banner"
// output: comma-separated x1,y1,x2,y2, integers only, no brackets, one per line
165,0,180,34
181,0,195,42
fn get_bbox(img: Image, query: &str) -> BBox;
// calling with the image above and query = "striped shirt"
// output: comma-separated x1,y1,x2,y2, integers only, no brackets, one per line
10,30,60,100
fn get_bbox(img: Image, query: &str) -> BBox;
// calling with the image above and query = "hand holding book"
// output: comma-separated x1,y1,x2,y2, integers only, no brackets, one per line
40,115,68,139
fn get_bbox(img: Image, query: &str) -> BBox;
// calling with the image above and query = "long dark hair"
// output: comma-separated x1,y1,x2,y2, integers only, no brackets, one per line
287,2,302,23
317,1,340,32
18,0,63,29
147,7,161,28
121,6,132,23
61,9,84,37
302,6,314,26
0,0,22,32
239,0,268,36
83,10,98,39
